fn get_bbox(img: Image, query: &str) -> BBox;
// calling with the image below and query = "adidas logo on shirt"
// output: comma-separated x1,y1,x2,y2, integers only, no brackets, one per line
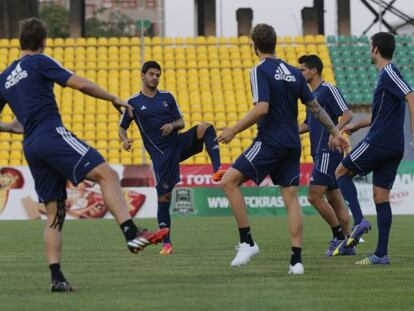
5,63,28,89
140,105,147,110
274,63,296,82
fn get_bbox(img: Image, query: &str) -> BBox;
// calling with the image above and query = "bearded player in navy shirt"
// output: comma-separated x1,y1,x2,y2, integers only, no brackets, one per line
119,61,226,255
298,54,355,257
0,18,168,292
334,32,414,265
217,24,349,274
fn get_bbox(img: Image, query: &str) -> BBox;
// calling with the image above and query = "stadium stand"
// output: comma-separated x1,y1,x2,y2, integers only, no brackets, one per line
0,35,338,166
328,34,414,105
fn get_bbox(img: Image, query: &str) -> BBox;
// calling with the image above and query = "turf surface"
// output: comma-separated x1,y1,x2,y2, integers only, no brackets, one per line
1,216,414,310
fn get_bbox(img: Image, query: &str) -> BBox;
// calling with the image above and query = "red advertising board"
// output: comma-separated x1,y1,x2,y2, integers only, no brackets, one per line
176,164,313,187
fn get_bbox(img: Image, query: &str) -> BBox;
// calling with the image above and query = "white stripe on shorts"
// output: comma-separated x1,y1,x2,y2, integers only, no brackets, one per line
56,127,88,155
350,142,369,161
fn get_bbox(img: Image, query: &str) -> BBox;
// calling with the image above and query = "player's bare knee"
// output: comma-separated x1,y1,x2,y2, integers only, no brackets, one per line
96,165,119,184
159,192,171,202
307,192,321,206
220,177,237,193
373,187,389,204
197,122,212,137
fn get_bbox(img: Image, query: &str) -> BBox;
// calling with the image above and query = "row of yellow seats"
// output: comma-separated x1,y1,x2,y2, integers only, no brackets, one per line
1,44,328,62
0,34,325,49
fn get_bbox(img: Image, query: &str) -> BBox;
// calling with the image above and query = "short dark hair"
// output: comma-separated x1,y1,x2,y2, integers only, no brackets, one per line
298,54,324,75
371,32,395,59
251,23,277,54
19,17,48,51
141,61,161,73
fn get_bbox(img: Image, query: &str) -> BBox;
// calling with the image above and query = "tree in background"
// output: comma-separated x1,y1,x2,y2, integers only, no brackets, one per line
86,8,135,37
40,3,70,38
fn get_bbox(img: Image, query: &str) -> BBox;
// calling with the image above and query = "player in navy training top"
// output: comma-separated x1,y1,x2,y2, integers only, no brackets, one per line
298,54,355,256
0,18,168,292
334,32,414,265
217,24,348,274
119,61,226,255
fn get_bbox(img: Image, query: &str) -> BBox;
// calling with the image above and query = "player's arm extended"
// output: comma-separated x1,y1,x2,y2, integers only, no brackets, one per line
66,75,133,113
336,110,353,131
406,92,414,147
217,102,268,144
0,118,23,134
342,116,372,135
298,122,308,134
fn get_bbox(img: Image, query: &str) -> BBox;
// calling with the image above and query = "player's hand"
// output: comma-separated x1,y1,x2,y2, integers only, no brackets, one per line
112,97,133,115
10,119,24,134
0,119,23,134
342,123,359,135
217,127,236,144
160,123,174,136
329,133,349,153
122,138,133,151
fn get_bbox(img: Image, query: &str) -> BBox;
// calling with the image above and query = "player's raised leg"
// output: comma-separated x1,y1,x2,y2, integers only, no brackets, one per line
336,162,371,248
336,163,365,227
220,168,259,267
86,162,169,253
194,122,227,182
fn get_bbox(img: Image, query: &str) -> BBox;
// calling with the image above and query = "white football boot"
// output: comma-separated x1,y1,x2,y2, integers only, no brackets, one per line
230,242,260,267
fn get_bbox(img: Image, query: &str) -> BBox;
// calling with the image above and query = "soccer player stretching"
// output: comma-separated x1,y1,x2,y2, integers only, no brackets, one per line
119,61,226,255
0,18,168,292
217,24,348,274
334,32,414,264
298,54,355,256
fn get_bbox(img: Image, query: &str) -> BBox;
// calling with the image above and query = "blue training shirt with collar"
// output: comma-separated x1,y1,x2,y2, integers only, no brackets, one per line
305,81,349,156
119,90,183,158
363,63,412,151
0,53,73,141
251,57,314,149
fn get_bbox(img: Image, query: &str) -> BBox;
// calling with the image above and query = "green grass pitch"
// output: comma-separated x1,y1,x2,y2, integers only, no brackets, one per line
1,215,414,311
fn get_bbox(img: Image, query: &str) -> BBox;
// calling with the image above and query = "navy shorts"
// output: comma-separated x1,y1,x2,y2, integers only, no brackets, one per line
152,125,204,196
232,139,300,186
311,152,343,190
24,126,105,204
342,141,403,190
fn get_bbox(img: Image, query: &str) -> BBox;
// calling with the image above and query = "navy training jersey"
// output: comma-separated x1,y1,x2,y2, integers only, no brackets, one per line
363,63,412,151
119,90,183,158
251,58,314,148
0,54,72,140
305,81,349,155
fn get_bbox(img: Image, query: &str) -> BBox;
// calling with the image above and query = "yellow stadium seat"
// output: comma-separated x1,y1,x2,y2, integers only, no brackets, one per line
53,38,64,47
0,38,9,48
86,37,97,46
130,37,140,45
195,36,206,45
152,37,162,45
162,37,173,45
143,37,152,46
75,37,86,46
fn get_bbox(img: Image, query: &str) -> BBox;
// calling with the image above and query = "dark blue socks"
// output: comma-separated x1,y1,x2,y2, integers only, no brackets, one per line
157,200,171,244
203,125,221,172
337,175,364,225
375,202,392,257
